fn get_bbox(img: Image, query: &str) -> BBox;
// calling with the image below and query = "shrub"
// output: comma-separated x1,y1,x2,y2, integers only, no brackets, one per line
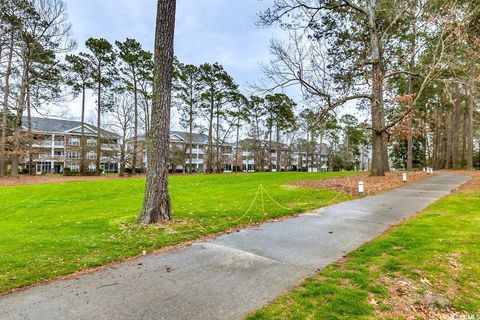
84,170,97,176
63,168,79,176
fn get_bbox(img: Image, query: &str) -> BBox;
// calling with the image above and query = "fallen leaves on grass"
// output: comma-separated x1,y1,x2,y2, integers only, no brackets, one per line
0,174,142,186
290,171,430,196
376,275,470,320
443,170,480,191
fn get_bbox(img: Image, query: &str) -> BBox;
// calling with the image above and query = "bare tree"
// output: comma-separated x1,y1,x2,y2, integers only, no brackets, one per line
0,7,15,177
9,0,75,178
109,93,133,177
259,0,463,175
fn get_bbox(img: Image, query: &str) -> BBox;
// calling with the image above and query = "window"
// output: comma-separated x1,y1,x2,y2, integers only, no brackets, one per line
69,164,80,172
69,137,80,146
87,151,96,160
87,139,96,147
68,151,79,159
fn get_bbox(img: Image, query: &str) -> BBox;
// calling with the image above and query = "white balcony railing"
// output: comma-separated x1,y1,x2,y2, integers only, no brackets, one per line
53,141,65,147
34,155,65,161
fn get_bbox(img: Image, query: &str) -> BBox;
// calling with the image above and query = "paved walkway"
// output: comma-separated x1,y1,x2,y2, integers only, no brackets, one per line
0,173,469,320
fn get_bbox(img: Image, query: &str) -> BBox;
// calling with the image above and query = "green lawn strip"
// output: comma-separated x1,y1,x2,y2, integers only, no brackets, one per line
247,187,480,320
0,172,356,293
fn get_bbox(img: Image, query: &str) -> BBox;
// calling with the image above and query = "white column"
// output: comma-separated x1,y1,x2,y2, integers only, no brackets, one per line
51,134,55,173
51,134,55,157
195,144,201,173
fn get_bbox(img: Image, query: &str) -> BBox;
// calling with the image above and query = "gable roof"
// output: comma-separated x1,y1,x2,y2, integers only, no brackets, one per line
170,131,209,144
138,131,231,146
238,138,290,150
22,116,119,138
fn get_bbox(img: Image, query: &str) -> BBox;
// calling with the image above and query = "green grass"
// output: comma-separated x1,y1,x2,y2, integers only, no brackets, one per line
247,184,480,319
0,171,356,293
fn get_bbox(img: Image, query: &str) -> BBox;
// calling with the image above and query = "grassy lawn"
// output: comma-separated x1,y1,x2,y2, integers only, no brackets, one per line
0,171,356,294
247,178,480,319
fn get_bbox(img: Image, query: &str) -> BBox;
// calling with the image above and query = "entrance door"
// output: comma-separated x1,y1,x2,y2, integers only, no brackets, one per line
54,164,62,174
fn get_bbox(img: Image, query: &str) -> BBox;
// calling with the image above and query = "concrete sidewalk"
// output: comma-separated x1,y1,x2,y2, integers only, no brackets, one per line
0,173,469,320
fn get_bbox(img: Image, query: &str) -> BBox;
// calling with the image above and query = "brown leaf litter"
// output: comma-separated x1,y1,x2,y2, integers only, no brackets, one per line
290,171,431,196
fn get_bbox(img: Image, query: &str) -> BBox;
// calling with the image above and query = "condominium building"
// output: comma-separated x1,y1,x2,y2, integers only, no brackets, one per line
235,139,329,172
233,139,291,172
135,131,235,173
21,116,120,174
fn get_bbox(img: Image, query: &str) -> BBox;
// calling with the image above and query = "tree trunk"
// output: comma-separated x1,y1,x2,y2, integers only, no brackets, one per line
445,109,453,169
207,88,214,173
119,136,126,177
305,130,309,171
276,125,281,171
452,83,461,169
432,108,440,169
268,122,273,170
466,81,474,170
254,111,262,172
215,103,220,173
139,0,176,224
11,66,29,179
1,33,14,177
368,0,386,176
188,117,193,174
319,134,323,171
406,116,413,171
27,87,34,175
461,108,467,168
406,3,417,172
80,84,86,175
188,80,193,174
132,71,138,175
235,115,240,172
96,72,102,175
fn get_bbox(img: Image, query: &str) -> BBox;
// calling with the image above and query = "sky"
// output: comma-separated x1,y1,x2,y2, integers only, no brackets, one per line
55,0,279,121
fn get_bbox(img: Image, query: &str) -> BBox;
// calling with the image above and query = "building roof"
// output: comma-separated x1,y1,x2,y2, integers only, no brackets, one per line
22,116,119,138
170,131,209,144
238,138,290,150
139,131,232,146
238,138,329,156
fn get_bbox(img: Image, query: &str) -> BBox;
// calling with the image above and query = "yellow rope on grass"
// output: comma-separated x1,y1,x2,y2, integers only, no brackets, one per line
187,175,354,233
260,184,291,210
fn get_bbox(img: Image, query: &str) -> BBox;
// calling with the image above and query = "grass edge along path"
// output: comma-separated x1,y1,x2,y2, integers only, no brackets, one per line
246,173,480,320
0,172,357,294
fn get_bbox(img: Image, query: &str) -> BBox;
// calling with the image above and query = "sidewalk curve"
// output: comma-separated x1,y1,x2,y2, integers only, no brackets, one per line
0,173,469,320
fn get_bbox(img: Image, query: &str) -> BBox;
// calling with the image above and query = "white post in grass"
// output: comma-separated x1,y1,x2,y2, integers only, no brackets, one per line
358,181,365,195
403,172,408,183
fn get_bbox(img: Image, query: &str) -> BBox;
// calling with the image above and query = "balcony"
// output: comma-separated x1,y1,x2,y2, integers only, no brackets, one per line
32,142,51,148
32,140,64,147
34,155,65,162
53,141,65,147
187,159,203,165
101,144,118,150
188,148,205,154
